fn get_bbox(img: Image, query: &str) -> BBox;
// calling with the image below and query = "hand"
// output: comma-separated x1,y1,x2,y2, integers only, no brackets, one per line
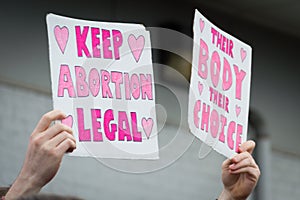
218,140,260,200
5,110,76,200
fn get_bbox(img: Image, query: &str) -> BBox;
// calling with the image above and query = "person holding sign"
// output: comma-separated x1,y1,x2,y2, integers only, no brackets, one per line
2,110,260,200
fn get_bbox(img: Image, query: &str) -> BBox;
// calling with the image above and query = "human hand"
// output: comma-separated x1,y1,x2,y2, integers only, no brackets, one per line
218,140,260,200
5,110,76,200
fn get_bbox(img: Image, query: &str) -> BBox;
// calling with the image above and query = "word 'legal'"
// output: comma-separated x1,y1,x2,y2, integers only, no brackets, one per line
77,108,142,142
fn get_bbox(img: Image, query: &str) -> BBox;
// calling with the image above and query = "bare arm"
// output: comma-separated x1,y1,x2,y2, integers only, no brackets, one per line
5,110,76,200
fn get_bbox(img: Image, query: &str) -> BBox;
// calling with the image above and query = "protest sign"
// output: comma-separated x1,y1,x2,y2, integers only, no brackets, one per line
47,14,159,159
188,10,252,158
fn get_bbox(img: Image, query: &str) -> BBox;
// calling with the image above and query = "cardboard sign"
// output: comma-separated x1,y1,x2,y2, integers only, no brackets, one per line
188,10,252,158
46,14,159,159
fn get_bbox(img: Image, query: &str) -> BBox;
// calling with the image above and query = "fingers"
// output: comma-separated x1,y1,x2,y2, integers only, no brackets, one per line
40,130,76,159
31,118,73,147
33,110,66,135
43,123,73,140
56,138,76,155
231,151,251,163
46,131,76,149
31,110,76,155
239,140,255,154
230,152,256,171
229,164,260,183
229,165,260,182
229,151,260,179
223,140,257,171
31,110,77,156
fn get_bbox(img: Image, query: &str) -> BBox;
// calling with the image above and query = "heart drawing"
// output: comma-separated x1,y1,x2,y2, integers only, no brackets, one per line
240,48,247,62
198,81,203,95
199,18,205,33
235,105,241,117
141,117,154,139
54,25,69,54
62,115,73,128
128,34,145,63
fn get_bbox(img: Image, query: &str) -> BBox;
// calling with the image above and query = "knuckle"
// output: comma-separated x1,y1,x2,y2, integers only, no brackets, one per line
249,140,256,148
66,138,74,146
67,132,75,141
66,138,75,148
69,128,74,135
245,151,251,156
243,151,251,159
62,131,70,139
31,135,43,147
255,163,261,174
55,123,64,130
53,124,66,134
40,143,51,154
56,123,70,133
49,149,58,158
41,144,57,158
247,158,252,166
42,113,51,122
251,157,256,165
222,159,228,168
222,160,226,167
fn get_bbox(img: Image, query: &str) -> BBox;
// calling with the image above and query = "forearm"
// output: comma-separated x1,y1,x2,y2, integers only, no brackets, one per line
5,173,41,200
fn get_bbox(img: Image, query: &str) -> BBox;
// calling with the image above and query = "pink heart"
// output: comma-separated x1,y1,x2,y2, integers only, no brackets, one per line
141,117,153,139
198,81,203,95
62,115,73,128
128,34,145,62
235,105,241,117
199,18,205,33
240,48,247,62
54,25,69,54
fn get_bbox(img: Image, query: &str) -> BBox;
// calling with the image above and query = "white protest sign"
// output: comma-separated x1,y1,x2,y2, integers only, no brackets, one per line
188,10,252,158
46,14,159,159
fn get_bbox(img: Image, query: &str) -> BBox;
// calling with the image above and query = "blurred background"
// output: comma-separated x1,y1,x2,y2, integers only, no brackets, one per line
1,0,300,199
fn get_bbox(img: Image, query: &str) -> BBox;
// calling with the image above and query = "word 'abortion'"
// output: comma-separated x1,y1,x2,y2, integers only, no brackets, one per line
57,65,153,101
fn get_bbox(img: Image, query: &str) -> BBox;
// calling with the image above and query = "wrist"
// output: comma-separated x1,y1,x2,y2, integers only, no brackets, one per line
5,172,42,200
218,189,247,200
218,189,235,200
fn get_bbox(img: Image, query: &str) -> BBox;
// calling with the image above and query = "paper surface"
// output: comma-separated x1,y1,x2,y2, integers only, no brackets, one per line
46,14,159,159
188,10,252,158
